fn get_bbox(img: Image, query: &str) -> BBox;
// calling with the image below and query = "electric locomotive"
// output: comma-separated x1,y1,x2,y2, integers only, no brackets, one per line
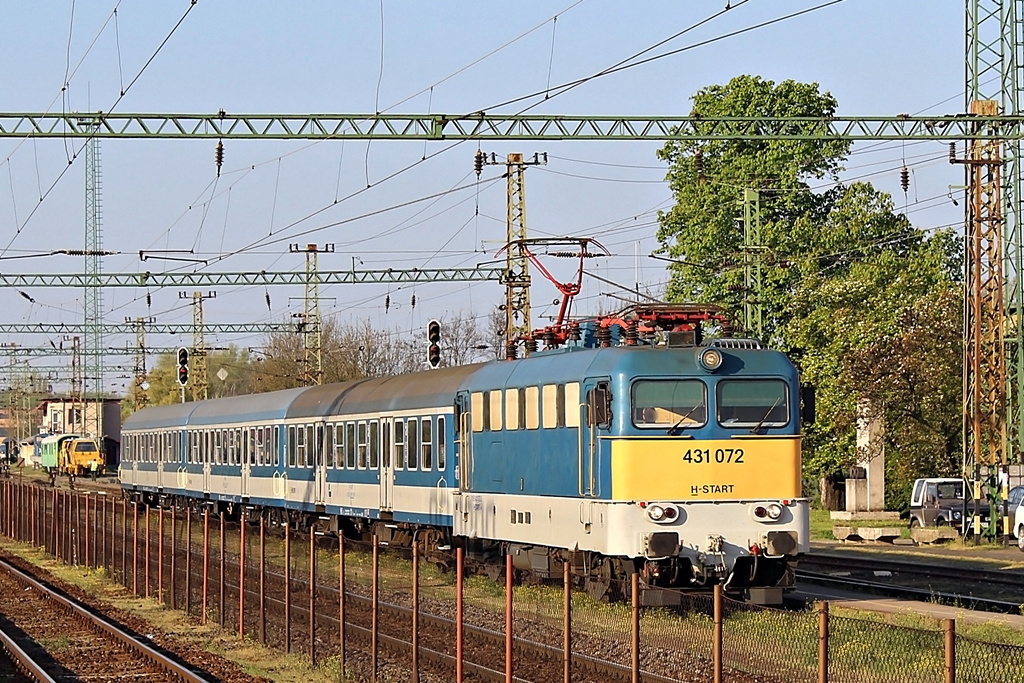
121,305,810,603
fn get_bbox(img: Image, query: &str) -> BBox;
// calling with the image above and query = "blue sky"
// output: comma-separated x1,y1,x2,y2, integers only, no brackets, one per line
0,1,964,393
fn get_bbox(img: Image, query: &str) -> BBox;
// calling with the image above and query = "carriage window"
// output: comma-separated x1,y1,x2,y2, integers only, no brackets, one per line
437,416,446,470
289,426,298,467
358,422,368,469
334,425,345,469
369,421,380,469
421,417,433,470
408,418,419,469
325,425,334,468
717,380,789,428
235,428,243,464
306,425,316,467
632,379,707,429
274,426,280,466
255,428,265,465
395,420,406,469
346,423,357,469
505,390,519,431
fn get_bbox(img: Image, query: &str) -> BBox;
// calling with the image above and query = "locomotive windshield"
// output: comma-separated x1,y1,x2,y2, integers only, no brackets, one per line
631,380,707,429
716,380,789,428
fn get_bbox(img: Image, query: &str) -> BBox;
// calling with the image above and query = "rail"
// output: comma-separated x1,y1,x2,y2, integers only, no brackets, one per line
0,556,215,683
0,622,58,683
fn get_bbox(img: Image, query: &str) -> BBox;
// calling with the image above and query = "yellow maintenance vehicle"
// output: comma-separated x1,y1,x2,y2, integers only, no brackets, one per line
59,436,105,477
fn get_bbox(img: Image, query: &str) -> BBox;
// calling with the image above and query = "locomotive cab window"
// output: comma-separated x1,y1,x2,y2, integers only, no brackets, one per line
632,380,707,429
716,379,789,428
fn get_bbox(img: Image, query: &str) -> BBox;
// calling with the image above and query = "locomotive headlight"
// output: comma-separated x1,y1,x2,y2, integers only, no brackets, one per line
645,503,678,524
696,347,724,372
751,502,785,522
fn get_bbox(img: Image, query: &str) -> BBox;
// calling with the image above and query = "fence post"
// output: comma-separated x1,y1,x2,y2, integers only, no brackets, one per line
338,533,344,672
202,507,209,625
285,521,291,654
170,506,177,611
145,505,151,598
818,601,829,683
713,583,723,683
121,499,128,586
158,507,164,604
372,533,379,683
309,525,315,666
412,539,419,683
52,489,58,560
239,511,246,639
132,502,139,595
219,511,225,628
456,545,464,683
259,517,266,646
506,552,513,683
563,559,571,683
186,506,192,616
632,573,640,683
944,618,955,683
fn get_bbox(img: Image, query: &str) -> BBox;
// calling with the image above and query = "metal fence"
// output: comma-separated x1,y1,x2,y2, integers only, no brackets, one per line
2,479,1023,683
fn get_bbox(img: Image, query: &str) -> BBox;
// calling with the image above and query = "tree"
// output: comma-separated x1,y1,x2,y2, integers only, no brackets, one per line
657,75,850,335
657,75,962,503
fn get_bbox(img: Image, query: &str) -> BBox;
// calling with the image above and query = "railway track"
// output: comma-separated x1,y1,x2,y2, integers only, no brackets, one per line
0,555,217,682
0,619,57,682
797,551,1024,613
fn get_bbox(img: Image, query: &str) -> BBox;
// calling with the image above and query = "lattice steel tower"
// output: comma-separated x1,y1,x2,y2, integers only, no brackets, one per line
83,118,105,441
965,1,1023,472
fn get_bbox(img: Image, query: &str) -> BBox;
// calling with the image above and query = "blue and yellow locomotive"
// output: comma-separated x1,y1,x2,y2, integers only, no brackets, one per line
121,306,810,603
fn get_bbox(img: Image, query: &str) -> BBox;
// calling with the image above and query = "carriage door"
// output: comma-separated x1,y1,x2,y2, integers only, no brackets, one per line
455,392,473,491
155,433,165,489
202,430,212,494
379,418,394,511
580,379,611,498
314,424,327,506
241,428,252,498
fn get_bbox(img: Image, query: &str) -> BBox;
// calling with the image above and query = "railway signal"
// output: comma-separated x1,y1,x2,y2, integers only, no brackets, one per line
177,347,189,386
427,320,441,368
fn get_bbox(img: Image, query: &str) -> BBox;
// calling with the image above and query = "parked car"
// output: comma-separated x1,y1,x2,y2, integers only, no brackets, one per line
1014,491,1024,551
909,477,989,532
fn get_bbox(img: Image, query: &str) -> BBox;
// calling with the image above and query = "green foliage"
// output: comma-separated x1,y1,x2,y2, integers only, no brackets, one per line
657,75,961,498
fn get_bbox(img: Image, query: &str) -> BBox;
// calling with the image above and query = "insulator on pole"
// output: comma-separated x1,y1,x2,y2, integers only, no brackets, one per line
384,294,390,313
264,291,272,312
694,148,704,180
948,142,957,164
474,149,485,177
411,294,416,309
215,141,225,177
900,166,910,193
